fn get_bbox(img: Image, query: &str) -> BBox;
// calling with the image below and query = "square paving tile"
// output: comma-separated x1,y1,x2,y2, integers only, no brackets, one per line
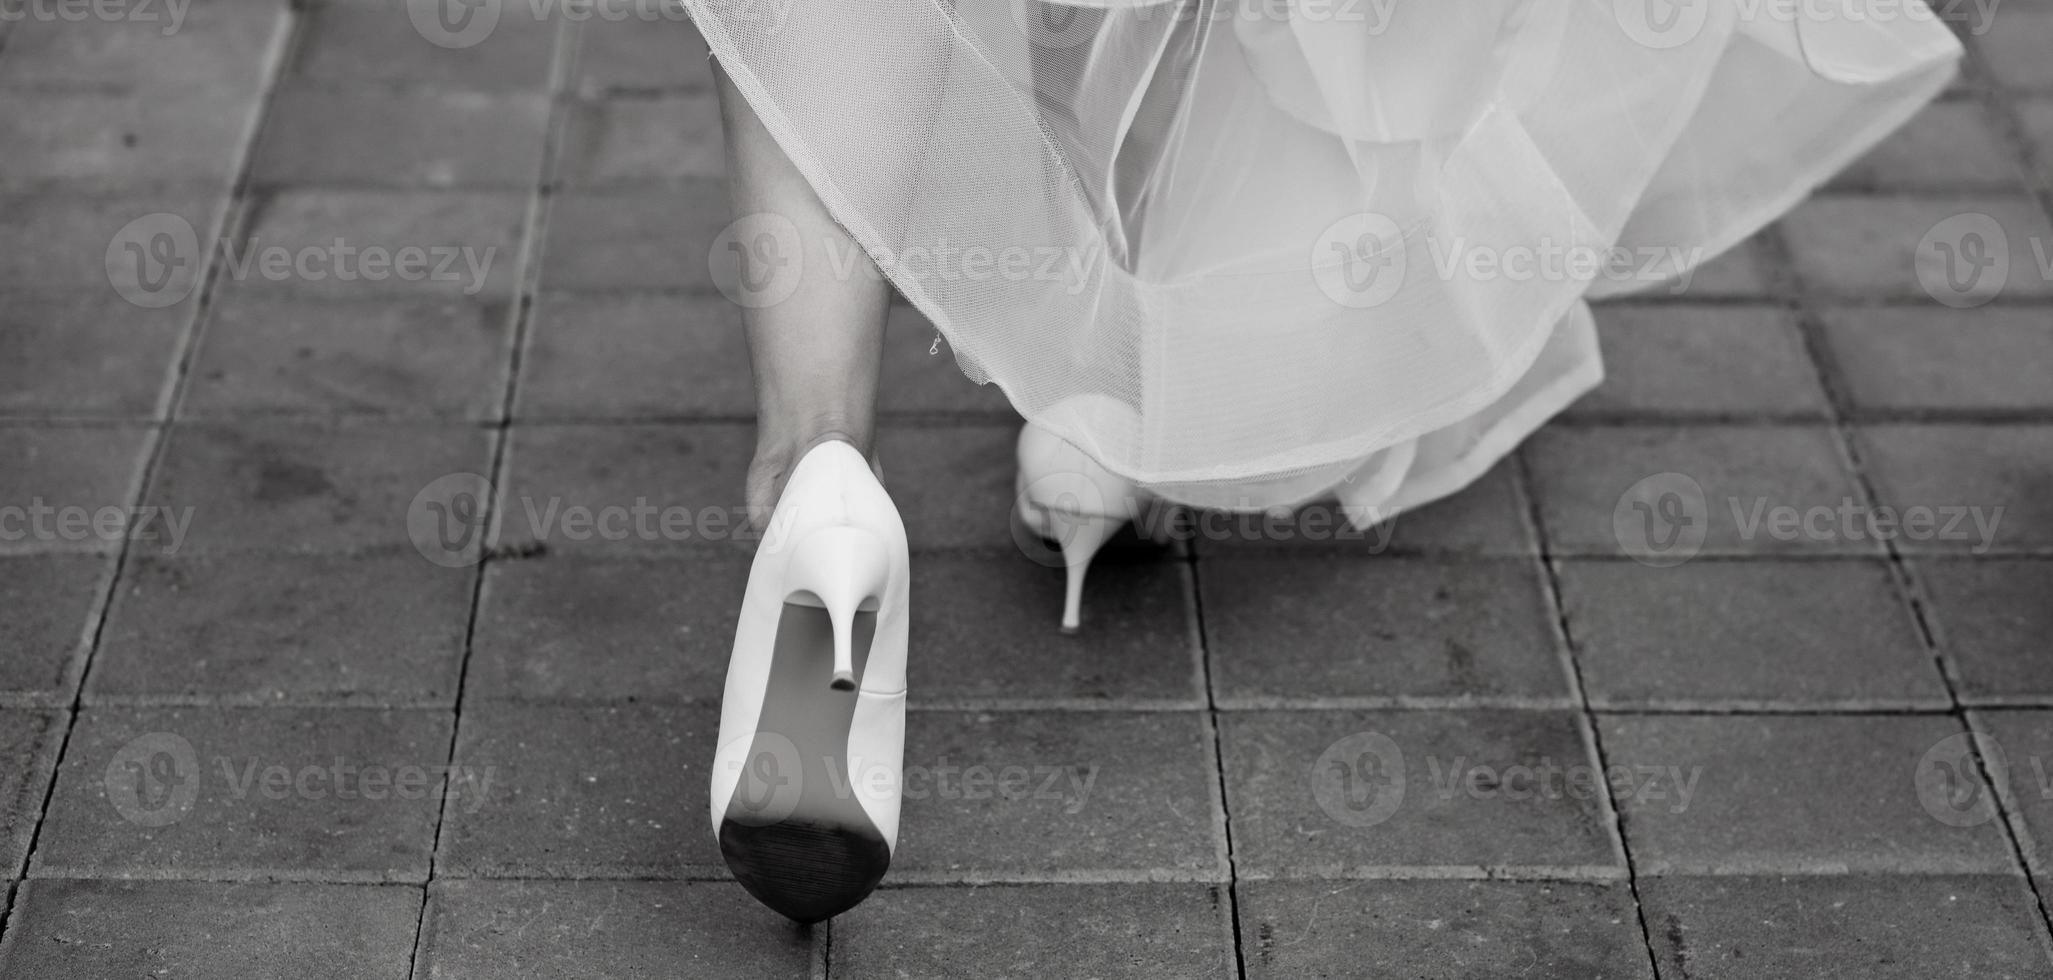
1973,709,2053,874
574,13,712,93
0,556,108,697
0,880,421,980
1568,304,1828,419
415,880,812,980
1600,714,2016,874
34,706,452,880
469,555,746,703
492,423,754,555
0,710,64,874
1832,99,2024,190
1920,559,2053,701
0,90,258,184
910,553,1201,706
254,87,550,188
1819,305,2053,415
0,3,290,90
1977,11,2053,91
1662,236,1775,299
91,553,473,704
293,0,558,88
515,292,753,419
1639,875,2053,980
1855,424,2051,553
538,186,732,291
1523,425,1870,558
1219,709,1618,876
235,189,527,300
144,421,494,554
1193,459,1535,556
875,424,1019,551
561,94,724,183
1557,559,1945,708
0,426,154,556
1780,195,2053,301
0,190,223,297
2020,100,2053,178
834,883,1235,979
878,305,1018,417
182,292,515,419
1240,879,1651,980
1202,557,1570,706
438,703,721,877
892,710,1224,880
0,292,184,419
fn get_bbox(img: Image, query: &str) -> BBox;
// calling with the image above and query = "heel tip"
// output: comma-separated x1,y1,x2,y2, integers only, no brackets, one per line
830,673,856,691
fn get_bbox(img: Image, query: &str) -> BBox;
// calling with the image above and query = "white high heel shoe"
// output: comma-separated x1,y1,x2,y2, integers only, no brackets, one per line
1013,420,1154,632
710,439,909,923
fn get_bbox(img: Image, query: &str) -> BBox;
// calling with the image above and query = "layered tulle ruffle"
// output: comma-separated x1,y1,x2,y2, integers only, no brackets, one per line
686,0,1959,518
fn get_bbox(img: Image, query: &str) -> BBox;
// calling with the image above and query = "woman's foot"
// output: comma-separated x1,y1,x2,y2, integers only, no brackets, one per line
712,438,910,923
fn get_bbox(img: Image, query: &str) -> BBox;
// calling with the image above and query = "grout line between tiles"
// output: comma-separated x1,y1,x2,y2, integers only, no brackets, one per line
0,3,303,953
1764,109,2053,952
407,14,583,980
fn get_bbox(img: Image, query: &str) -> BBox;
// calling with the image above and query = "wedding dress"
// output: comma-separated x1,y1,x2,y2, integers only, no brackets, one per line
684,0,1959,521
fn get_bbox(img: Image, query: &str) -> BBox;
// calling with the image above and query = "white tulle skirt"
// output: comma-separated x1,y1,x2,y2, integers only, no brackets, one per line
685,0,1959,521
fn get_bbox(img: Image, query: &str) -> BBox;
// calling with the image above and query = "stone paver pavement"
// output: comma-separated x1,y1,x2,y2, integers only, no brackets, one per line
2,2,2052,977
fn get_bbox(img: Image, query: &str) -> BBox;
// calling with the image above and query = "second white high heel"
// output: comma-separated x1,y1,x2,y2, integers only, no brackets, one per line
710,439,909,923
1013,420,1154,632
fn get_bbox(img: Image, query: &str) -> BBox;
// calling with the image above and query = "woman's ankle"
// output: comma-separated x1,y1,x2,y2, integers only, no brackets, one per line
747,418,880,529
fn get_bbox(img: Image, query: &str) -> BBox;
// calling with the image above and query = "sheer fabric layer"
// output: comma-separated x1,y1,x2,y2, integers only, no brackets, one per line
687,0,1958,518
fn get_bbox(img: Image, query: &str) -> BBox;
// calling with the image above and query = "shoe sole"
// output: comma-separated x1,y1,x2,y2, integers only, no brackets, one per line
718,602,890,923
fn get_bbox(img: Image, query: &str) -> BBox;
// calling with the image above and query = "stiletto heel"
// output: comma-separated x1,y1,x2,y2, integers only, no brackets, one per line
1054,510,1123,633
1014,411,1154,631
711,440,909,924
783,525,889,691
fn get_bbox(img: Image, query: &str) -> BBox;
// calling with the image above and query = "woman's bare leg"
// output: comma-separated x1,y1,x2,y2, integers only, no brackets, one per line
714,62,892,529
